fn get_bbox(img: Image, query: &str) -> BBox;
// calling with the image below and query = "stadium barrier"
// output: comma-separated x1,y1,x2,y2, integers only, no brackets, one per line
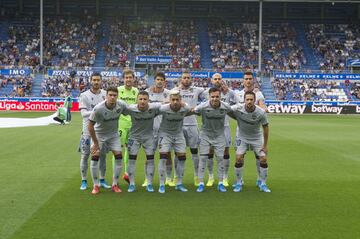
0,97,79,112
266,101,360,115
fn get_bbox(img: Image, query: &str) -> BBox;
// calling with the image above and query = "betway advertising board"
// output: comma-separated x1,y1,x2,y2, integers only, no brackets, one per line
266,101,360,114
0,98,79,112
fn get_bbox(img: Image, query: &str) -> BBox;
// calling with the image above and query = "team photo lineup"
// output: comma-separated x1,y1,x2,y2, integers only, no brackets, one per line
80,69,270,194
2,1,360,238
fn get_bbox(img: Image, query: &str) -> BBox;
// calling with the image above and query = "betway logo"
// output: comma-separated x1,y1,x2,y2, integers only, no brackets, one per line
268,104,306,114
311,105,343,114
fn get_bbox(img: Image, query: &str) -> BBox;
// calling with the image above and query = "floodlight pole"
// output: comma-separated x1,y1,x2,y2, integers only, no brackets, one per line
40,0,43,66
258,0,263,76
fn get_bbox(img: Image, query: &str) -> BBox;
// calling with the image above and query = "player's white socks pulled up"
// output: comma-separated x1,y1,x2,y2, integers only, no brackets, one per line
146,160,155,185
207,156,214,178
90,159,99,186
192,154,199,177
128,159,136,185
198,155,207,184
235,166,244,185
158,158,166,186
113,158,123,186
166,163,172,180
80,153,89,180
216,155,225,183
259,164,268,185
223,156,230,179
99,154,106,180
256,158,261,181
176,158,186,185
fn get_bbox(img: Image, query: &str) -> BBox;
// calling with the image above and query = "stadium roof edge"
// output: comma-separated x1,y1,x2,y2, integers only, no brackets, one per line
173,0,360,2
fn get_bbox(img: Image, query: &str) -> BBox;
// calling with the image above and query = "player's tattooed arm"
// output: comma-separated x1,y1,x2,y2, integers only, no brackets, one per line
186,108,198,116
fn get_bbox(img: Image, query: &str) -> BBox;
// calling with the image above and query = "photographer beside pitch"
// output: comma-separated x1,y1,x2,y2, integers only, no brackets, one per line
228,91,271,193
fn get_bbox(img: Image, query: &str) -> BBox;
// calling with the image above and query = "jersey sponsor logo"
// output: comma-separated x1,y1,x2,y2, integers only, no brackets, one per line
116,109,122,113
120,97,136,101
103,117,120,122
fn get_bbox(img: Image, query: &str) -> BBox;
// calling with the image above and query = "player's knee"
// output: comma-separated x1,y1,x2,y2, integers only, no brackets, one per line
259,157,268,167
114,154,123,160
190,148,198,154
91,155,99,161
255,154,260,160
224,154,230,160
146,155,154,160
208,153,214,159
129,154,137,160
160,153,168,160
235,160,244,168
178,155,186,161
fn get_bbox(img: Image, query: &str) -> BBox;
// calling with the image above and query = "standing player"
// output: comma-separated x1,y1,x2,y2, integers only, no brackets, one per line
78,72,110,190
88,87,128,195
203,73,239,187
145,72,174,187
229,91,271,193
64,92,73,122
157,90,191,193
123,91,161,193
194,87,232,193
116,69,139,183
235,71,267,187
173,70,205,186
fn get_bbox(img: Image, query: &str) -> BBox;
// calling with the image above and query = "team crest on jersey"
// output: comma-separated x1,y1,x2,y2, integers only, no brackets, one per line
149,110,152,113
117,109,121,113
252,114,257,120
220,109,225,114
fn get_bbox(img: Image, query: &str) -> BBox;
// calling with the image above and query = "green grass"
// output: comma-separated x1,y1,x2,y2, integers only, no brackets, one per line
1,113,360,239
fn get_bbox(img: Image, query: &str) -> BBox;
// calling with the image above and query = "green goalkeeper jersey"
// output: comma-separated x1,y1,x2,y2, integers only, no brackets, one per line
58,107,67,121
117,85,138,128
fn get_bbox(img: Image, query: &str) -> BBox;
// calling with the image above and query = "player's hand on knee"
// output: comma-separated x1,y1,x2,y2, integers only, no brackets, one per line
91,144,100,155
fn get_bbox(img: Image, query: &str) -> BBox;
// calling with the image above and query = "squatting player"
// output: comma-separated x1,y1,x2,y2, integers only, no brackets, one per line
78,73,110,191
123,91,161,193
229,91,271,193
88,86,128,195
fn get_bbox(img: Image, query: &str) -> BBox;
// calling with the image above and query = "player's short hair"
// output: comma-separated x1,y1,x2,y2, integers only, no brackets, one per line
90,72,102,80
169,89,181,98
181,70,191,78
122,69,135,78
244,71,254,78
244,91,256,100
106,86,118,94
154,72,165,80
212,73,222,79
208,87,221,95
138,91,149,97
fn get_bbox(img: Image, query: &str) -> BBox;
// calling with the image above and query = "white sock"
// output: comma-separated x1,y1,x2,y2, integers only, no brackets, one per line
235,166,244,185
223,157,230,179
113,159,123,186
207,156,214,178
90,159,99,186
192,154,199,177
216,154,224,184
198,155,207,184
166,160,172,180
176,160,185,185
158,158,166,186
146,160,155,185
99,153,106,180
259,165,268,185
80,153,89,180
128,159,136,185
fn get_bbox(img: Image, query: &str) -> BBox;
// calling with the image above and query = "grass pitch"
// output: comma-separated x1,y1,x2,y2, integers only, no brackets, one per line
0,112,359,239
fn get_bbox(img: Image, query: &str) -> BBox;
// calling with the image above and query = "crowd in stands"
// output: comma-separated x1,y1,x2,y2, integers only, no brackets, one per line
0,75,33,97
271,77,349,101
132,20,201,69
209,22,258,71
104,19,132,68
262,23,306,74
43,16,101,67
349,81,360,100
0,18,40,67
306,24,360,73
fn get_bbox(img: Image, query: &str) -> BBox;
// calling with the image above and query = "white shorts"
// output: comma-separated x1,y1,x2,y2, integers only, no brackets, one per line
79,134,91,154
128,137,155,156
158,132,186,153
224,126,232,148
199,132,225,157
235,139,265,157
183,125,199,149
91,133,122,154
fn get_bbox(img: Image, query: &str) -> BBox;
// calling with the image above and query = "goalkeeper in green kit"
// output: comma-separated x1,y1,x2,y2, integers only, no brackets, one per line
115,69,138,183
53,102,67,125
